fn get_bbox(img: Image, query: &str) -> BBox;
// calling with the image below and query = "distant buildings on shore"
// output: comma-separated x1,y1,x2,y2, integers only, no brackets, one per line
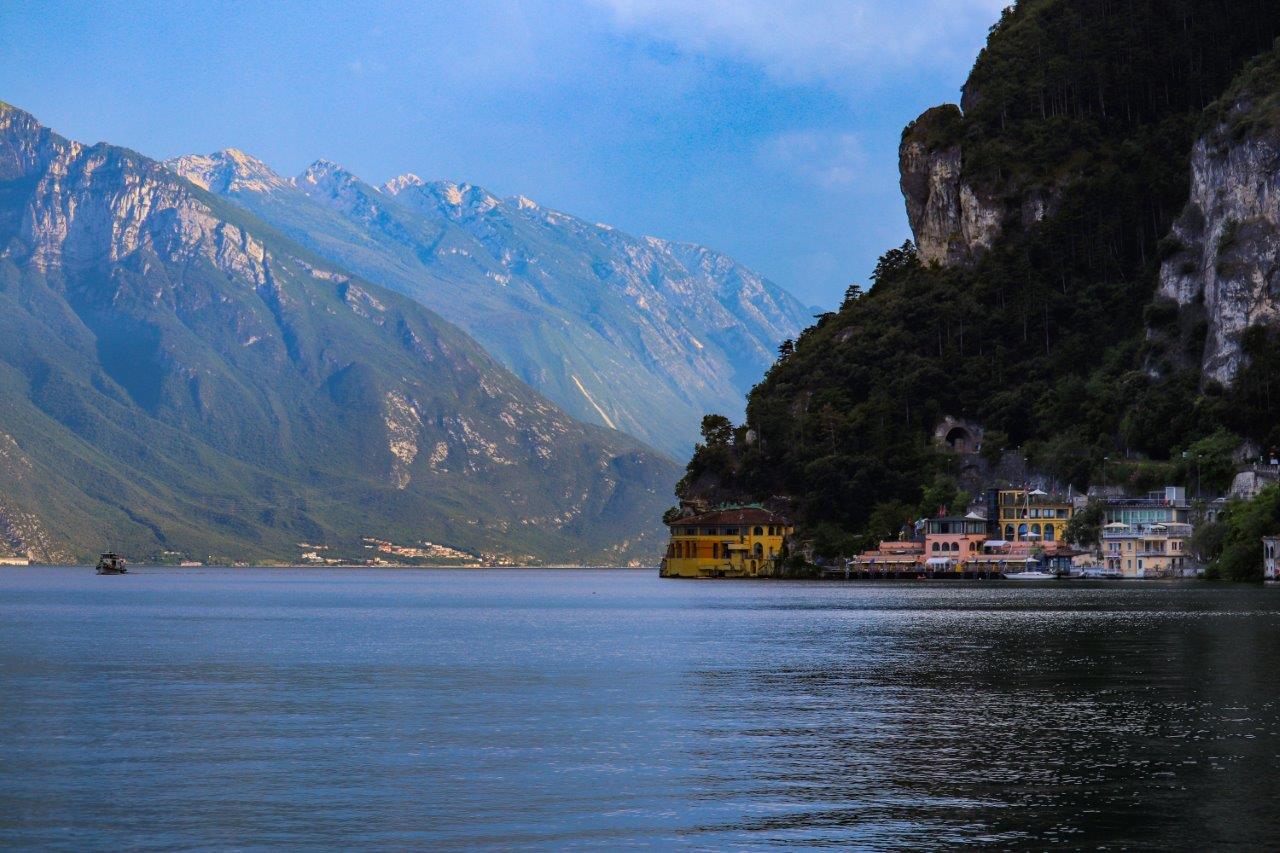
660,480,1278,580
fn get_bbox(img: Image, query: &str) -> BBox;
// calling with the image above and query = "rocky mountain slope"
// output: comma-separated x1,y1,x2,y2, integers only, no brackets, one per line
166,151,809,458
1157,40,1280,387
0,102,679,564
675,0,1280,553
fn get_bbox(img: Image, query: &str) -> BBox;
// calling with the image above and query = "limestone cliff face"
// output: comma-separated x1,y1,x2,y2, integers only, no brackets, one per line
1158,105,1280,386
899,106,1004,267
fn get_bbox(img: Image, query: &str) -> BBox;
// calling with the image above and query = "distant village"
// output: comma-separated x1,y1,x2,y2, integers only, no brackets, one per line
662,418,1280,582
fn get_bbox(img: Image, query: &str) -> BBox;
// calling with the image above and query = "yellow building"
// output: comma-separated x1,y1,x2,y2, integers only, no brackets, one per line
660,506,793,578
1102,522,1192,578
994,488,1074,544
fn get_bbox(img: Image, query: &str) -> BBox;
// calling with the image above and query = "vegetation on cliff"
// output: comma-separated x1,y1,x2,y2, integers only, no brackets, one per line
678,0,1280,553
1202,485,1280,581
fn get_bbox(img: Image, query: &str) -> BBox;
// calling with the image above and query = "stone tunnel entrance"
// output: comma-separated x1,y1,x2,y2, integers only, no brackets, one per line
945,426,974,453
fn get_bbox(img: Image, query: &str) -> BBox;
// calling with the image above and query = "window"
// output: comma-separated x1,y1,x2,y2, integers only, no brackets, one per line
1031,524,1041,537
1005,525,1015,540
753,543,763,559
931,542,940,552
753,526,764,536
1044,524,1054,541
1018,523,1028,538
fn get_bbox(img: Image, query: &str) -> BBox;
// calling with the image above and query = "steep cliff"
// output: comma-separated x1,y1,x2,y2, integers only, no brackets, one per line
899,106,1003,267
1158,41,1280,386
0,102,679,564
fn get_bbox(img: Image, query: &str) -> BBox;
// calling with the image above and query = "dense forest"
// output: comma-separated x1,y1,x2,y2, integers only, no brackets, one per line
678,0,1280,558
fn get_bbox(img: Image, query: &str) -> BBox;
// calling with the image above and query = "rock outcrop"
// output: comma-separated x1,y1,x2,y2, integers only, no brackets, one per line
1158,98,1280,386
899,106,1003,267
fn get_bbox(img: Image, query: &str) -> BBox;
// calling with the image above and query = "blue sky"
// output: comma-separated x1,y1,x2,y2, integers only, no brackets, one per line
0,0,1005,307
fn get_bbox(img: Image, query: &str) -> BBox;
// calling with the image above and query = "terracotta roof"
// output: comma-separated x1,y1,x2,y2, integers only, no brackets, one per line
668,506,791,527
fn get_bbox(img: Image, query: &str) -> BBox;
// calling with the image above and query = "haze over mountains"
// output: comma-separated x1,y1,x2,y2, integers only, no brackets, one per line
168,149,809,458
0,102,682,565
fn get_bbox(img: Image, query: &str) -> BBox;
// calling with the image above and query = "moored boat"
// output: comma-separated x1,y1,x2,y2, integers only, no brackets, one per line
1003,569,1057,580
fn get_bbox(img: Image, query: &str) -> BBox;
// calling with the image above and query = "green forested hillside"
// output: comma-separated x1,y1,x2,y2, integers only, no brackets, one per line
678,0,1280,552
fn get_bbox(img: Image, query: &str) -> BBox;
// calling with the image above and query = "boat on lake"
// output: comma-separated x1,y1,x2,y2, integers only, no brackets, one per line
1080,567,1124,580
95,553,127,575
1003,569,1057,580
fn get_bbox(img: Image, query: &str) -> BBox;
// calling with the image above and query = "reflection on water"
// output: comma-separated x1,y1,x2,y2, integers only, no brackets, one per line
2,569,1280,848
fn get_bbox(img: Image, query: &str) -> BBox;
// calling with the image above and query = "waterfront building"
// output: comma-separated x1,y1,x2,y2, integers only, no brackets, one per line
852,513,990,575
967,539,1039,573
1102,521,1192,578
851,539,926,571
923,513,989,572
1101,486,1191,527
1265,536,1280,580
660,506,793,578
0,555,29,566
989,488,1075,543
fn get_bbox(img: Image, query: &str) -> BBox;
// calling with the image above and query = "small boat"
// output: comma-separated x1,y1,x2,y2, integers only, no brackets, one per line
96,553,128,575
1003,569,1057,581
1081,567,1124,580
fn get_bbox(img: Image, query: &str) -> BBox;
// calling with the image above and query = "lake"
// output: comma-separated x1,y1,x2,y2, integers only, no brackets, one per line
2,568,1280,848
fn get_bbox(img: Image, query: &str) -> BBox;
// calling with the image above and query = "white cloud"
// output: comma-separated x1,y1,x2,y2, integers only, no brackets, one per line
588,0,1009,89
756,130,865,189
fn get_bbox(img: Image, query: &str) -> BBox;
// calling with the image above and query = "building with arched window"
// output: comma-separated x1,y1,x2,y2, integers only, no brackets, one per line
990,488,1075,543
660,507,794,578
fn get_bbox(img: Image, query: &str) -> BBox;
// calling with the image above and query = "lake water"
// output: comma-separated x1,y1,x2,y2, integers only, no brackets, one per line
3,569,1280,849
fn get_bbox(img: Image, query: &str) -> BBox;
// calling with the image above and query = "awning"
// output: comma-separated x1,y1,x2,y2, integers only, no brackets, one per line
926,557,953,566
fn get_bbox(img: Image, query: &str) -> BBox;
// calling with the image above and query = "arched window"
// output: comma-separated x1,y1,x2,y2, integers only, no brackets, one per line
753,543,763,559
753,526,764,536
1031,524,1041,538
1018,523,1028,539
931,542,940,552
969,541,977,552
1044,524,1055,541
1005,525,1015,540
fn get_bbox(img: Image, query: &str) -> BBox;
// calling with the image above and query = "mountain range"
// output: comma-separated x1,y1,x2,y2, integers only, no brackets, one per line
0,102,685,565
166,150,810,458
